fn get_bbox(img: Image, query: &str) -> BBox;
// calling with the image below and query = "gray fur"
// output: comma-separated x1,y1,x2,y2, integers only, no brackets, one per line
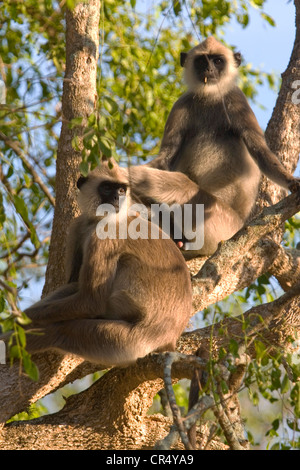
23,162,192,366
144,37,299,255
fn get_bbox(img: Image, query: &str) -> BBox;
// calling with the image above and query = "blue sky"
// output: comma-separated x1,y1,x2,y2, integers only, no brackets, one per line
225,0,295,128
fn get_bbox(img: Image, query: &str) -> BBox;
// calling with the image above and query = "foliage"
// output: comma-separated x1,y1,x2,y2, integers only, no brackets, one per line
0,0,298,449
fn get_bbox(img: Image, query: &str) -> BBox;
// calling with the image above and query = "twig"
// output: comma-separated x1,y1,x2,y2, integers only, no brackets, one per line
162,352,208,450
213,391,246,450
0,232,30,259
163,352,194,450
0,131,55,207
0,279,17,296
154,394,214,450
237,281,300,359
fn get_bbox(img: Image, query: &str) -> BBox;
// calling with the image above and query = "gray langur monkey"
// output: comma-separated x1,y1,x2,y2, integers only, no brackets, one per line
21,161,192,366
145,36,300,254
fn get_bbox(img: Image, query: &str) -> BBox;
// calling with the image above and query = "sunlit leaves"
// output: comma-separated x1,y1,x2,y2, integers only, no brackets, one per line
261,12,276,27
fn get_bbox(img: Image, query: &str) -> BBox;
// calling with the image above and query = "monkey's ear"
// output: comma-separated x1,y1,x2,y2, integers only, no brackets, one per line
77,176,88,189
234,52,242,67
180,52,188,67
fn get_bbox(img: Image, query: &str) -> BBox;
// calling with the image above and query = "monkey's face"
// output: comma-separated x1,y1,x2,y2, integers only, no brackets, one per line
181,38,241,98
97,181,127,211
77,173,129,217
193,54,226,85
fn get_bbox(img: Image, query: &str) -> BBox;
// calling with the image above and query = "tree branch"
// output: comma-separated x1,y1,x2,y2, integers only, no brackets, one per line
269,246,300,291
0,131,55,207
1,188,299,429
179,280,300,358
191,190,300,312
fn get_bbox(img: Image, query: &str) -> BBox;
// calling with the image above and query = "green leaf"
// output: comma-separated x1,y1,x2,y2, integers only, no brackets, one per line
255,340,267,362
291,383,300,417
79,161,90,176
172,1,182,16
72,135,82,151
9,345,21,359
23,351,39,381
16,324,26,348
261,13,276,27
220,380,229,394
0,293,5,313
69,116,84,128
287,419,300,432
280,374,290,394
228,339,239,357
272,418,280,431
87,113,97,127
103,96,119,115
0,191,5,228
270,442,280,450
7,166,14,178
99,137,112,157
13,195,29,222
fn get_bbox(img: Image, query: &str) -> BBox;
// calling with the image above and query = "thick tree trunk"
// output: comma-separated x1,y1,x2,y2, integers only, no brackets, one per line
257,0,300,211
43,0,100,294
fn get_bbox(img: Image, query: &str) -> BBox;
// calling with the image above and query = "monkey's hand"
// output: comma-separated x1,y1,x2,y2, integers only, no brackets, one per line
288,178,300,193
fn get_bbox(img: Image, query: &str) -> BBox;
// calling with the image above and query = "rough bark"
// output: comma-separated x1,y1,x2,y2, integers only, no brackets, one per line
1,0,300,451
43,1,100,294
269,246,300,290
257,0,300,212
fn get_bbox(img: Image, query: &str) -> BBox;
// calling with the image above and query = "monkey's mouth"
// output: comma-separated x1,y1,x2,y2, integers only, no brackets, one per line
203,76,218,84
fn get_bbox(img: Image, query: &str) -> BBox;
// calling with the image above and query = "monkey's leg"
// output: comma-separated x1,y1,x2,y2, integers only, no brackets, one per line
26,319,158,366
24,283,87,325
32,283,79,304
128,165,244,255
1,284,81,347
181,189,244,256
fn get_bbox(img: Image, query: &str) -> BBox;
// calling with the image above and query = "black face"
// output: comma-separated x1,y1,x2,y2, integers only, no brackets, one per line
98,180,127,209
193,54,226,84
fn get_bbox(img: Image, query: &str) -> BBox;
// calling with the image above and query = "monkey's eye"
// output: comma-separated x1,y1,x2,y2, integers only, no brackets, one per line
213,57,223,65
118,187,126,195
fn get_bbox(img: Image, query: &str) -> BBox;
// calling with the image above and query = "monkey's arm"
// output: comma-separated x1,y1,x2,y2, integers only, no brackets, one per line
127,166,200,205
25,233,123,325
148,95,190,169
65,215,87,283
229,88,300,192
24,284,83,325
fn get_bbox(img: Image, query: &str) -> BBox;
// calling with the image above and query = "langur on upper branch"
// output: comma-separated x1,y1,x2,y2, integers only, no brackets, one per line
143,36,300,255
